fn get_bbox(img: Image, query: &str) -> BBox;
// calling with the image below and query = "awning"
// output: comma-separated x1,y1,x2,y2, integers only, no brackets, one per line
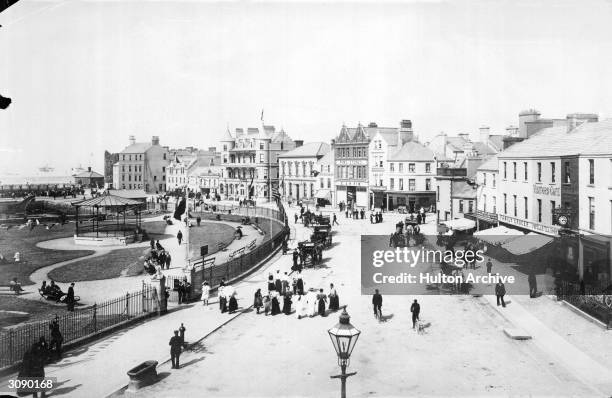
501,232,553,255
442,218,475,231
474,225,525,245
315,189,331,200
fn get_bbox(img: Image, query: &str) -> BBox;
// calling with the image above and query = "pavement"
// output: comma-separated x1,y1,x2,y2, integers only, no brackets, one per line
2,204,612,397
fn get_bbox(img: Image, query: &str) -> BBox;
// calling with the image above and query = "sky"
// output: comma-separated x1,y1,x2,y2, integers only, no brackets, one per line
1,0,612,176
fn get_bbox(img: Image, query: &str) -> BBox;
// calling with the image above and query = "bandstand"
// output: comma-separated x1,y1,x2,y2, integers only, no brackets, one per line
73,193,144,246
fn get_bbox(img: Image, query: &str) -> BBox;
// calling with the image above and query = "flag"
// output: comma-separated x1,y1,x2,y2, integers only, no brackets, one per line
260,109,264,122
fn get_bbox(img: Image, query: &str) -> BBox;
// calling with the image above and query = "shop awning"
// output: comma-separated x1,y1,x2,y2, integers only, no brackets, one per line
442,218,475,231
474,225,524,245
315,189,331,200
501,232,553,255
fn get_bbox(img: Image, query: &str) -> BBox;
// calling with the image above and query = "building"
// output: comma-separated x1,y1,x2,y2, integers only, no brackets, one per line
188,165,224,197
220,125,296,200
103,151,119,187
165,147,221,193
74,167,105,188
468,155,500,229
333,123,378,208
427,130,498,163
278,142,330,203
112,135,169,193
314,149,335,206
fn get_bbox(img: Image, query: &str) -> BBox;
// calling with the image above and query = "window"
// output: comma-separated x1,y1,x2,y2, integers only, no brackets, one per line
399,179,404,190
409,179,415,191
122,155,125,161
320,179,324,188
564,161,571,183
537,199,542,222
537,162,542,182
260,154,264,163
513,162,517,180
524,197,528,219
459,200,464,213
493,174,496,188
128,165,131,172
551,162,556,183
492,196,496,213
223,144,227,151
504,194,507,214
260,142,264,150
468,201,473,213
408,163,415,173
589,159,594,185
437,186,440,201
513,195,517,217
503,162,507,179
425,178,431,190
483,194,487,212
524,162,528,181
162,166,166,173
550,200,556,223
483,173,487,186
399,163,404,172
327,178,331,188
390,178,395,190
153,175,157,181
589,197,595,229
390,163,395,172
122,166,125,172
425,163,431,173
163,153,167,160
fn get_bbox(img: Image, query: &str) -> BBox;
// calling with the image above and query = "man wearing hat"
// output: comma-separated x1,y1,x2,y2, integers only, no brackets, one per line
169,330,182,369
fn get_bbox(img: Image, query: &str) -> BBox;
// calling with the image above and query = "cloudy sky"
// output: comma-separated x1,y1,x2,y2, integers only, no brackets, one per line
1,0,612,175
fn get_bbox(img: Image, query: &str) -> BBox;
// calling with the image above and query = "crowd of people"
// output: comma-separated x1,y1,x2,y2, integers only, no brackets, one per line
144,239,172,275
39,280,77,310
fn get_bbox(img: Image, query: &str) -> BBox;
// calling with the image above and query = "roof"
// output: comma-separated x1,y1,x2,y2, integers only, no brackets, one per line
472,142,497,156
107,189,148,199
74,170,104,179
451,180,476,199
278,142,330,158
445,136,469,152
388,141,435,161
434,152,454,162
488,135,505,151
477,155,499,171
120,143,153,154
317,150,334,165
192,166,223,176
499,119,612,158
74,193,142,207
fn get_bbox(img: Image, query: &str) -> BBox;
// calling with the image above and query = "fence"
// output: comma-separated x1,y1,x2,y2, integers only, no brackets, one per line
166,202,288,302
555,279,612,328
0,283,157,369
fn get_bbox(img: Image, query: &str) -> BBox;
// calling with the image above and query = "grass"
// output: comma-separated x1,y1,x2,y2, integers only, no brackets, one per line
47,246,150,282
0,223,93,286
188,222,236,259
0,295,69,328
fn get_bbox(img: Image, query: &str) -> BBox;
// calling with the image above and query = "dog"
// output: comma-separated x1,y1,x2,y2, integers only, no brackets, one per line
415,319,431,334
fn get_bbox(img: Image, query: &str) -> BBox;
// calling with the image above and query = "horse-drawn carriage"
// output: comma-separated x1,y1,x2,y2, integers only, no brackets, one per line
389,220,425,248
297,240,323,266
311,225,332,248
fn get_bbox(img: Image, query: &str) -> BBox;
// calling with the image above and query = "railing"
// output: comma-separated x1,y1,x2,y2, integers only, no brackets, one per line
555,279,612,328
0,283,157,369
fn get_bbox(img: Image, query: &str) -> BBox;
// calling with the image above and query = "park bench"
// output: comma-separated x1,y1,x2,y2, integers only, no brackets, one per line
38,288,80,303
0,284,23,295
250,224,265,236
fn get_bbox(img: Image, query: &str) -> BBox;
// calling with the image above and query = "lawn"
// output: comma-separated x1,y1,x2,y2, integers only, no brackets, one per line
48,246,150,282
188,222,236,259
0,223,93,286
0,295,69,328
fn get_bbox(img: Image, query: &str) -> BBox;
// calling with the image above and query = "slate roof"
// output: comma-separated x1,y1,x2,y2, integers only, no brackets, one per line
388,141,435,161
451,180,477,199
278,142,330,158
120,143,153,153
477,155,499,171
74,170,104,178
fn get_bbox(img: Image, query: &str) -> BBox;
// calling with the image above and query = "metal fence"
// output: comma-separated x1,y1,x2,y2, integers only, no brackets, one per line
166,202,288,302
0,283,157,369
556,279,612,328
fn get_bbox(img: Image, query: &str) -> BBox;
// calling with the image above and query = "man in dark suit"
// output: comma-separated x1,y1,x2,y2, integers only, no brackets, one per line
372,289,383,319
410,299,420,329
495,279,506,307
66,283,75,311
169,330,182,369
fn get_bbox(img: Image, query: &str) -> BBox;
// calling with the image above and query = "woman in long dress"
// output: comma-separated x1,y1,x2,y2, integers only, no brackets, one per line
228,292,238,313
296,295,308,319
306,289,318,317
201,280,210,306
271,291,281,315
317,288,327,317
267,273,275,292
282,292,292,315
296,275,305,295
328,283,339,311
254,289,263,314
263,295,271,315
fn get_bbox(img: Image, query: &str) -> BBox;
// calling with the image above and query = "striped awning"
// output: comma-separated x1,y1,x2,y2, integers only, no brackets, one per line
73,193,142,208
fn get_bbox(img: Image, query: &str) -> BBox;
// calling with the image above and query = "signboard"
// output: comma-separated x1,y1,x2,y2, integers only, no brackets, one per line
337,159,367,166
533,184,561,197
337,181,368,187
498,214,560,236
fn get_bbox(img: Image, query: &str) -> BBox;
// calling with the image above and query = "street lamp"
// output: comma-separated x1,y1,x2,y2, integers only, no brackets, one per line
328,306,360,398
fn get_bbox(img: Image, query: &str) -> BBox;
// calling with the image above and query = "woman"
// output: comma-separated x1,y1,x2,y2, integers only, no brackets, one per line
317,288,327,317
254,289,263,314
271,291,281,315
219,288,227,313
296,295,308,319
296,275,305,295
263,294,272,315
282,292,292,315
201,280,210,306
267,273,275,292
328,283,339,311
228,293,238,314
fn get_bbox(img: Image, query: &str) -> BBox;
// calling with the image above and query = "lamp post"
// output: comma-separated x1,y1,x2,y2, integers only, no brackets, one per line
328,306,360,398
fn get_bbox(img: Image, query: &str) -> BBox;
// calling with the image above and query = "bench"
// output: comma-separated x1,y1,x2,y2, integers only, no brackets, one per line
250,223,265,236
0,284,23,295
218,242,227,252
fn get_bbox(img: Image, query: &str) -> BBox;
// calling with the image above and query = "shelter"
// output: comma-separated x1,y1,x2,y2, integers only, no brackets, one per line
72,193,144,246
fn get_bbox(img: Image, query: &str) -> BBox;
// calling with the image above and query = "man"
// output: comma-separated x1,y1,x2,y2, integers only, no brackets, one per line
274,271,282,294
292,249,299,271
179,323,186,347
486,258,493,274
177,230,183,245
420,207,426,224
333,213,339,226
495,278,506,307
294,213,298,224
410,299,420,329
169,330,182,369
66,283,75,311
165,252,172,270
49,318,63,359
528,271,538,298
372,289,383,319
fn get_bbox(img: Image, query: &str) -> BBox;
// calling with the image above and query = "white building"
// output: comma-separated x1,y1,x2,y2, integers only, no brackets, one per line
472,155,500,229
278,142,330,202
315,149,335,206
112,135,169,193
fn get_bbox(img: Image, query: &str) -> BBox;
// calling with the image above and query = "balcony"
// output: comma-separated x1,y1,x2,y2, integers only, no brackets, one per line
437,167,467,177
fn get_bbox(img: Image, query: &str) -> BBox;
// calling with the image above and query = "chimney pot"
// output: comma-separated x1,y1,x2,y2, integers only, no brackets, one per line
151,136,160,145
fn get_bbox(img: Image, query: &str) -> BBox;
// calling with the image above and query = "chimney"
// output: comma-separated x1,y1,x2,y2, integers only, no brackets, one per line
294,140,304,148
235,128,244,137
566,113,598,132
129,135,136,145
505,125,519,136
479,126,490,143
399,119,413,145
151,136,160,145
88,166,92,172
458,133,470,141
518,109,540,138
368,122,378,128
